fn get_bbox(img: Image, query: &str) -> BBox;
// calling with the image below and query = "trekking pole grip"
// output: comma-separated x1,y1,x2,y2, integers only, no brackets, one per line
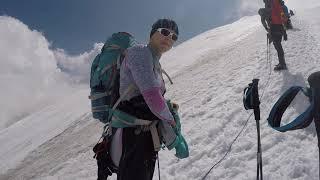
252,79,261,121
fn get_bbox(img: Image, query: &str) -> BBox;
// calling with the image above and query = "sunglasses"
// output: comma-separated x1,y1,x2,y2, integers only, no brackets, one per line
157,28,178,41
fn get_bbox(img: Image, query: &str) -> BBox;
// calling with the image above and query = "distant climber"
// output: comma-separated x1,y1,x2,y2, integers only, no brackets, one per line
258,0,288,71
281,1,293,29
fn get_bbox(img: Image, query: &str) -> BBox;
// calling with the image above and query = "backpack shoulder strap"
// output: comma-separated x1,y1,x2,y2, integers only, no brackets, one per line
112,84,135,110
103,44,122,51
161,68,173,84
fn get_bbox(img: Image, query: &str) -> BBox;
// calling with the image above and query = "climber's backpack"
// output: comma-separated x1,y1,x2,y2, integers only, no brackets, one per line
89,32,135,123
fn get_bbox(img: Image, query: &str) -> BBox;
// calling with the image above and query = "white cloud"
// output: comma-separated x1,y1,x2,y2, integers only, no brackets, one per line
236,0,263,18
54,43,103,84
0,16,101,130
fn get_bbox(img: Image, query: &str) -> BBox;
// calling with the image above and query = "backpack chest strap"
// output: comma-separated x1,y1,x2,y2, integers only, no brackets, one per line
111,113,161,151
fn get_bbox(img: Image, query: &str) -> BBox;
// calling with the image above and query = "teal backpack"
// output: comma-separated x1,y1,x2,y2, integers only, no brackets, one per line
89,32,136,124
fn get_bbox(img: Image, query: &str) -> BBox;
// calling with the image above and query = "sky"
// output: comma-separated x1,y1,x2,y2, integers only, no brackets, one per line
1,0,320,178
0,0,262,55
0,0,263,129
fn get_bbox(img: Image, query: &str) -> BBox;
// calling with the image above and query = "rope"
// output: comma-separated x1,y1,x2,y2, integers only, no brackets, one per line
201,112,253,180
261,35,272,99
201,34,273,180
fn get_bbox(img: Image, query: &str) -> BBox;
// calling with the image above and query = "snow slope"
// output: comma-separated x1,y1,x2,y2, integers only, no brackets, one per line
1,1,320,180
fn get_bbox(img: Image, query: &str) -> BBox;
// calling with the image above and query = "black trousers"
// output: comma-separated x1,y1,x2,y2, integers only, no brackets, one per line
117,128,157,180
116,95,159,180
271,25,286,65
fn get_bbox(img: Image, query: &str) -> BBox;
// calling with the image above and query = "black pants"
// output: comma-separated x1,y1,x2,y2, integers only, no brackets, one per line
117,128,157,180
116,95,159,180
271,25,286,65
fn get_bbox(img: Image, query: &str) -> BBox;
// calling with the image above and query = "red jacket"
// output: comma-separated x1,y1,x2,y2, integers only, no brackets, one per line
271,0,285,24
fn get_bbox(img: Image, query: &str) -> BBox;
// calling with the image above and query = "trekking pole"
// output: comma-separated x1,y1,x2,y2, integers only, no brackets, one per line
267,35,269,64
243,79,263,180
315,114,320,179
267,35,271,72
308,72,320,179
251,79,263,180
266,35,269,72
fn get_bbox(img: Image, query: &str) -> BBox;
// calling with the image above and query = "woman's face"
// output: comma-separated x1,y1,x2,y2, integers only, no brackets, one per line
150,28,177,54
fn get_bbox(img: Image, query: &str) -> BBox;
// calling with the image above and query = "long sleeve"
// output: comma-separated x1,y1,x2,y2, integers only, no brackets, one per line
258,8,270,31
124,46,174,123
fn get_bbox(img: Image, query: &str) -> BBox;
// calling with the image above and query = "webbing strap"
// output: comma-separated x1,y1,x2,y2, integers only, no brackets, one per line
105,44,122,50
150,121,161,151
111,114,152,126
92,105,109,112
89,92,111,100
268,86,314,132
